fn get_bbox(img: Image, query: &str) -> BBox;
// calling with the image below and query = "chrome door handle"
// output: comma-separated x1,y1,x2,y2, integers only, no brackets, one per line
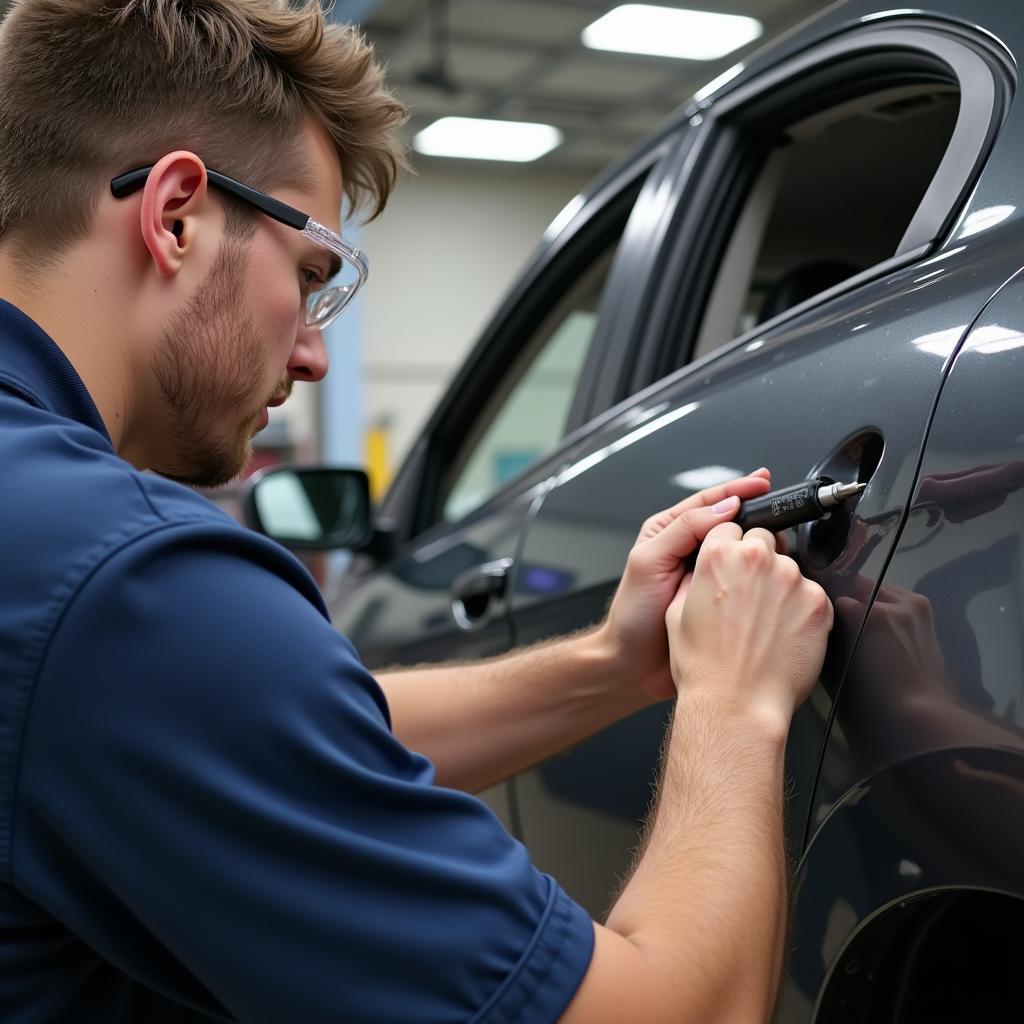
450,557,514,632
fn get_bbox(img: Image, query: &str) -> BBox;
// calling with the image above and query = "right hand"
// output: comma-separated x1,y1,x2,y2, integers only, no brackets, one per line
665,522,833,724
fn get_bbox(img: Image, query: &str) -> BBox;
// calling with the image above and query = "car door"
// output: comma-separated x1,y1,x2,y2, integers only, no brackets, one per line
331,143,668,666
504,17,1013,917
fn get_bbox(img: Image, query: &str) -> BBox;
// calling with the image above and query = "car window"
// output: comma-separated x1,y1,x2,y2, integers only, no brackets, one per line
442,249,613,522
691,83,960,361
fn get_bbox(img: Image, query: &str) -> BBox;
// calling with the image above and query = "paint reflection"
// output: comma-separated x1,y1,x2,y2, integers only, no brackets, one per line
835,460,1024,768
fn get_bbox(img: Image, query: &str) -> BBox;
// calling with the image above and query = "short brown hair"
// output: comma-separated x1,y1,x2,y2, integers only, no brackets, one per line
0,0,408,255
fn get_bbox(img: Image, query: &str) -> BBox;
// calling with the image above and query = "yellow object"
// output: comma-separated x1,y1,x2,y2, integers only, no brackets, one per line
364,420,391,502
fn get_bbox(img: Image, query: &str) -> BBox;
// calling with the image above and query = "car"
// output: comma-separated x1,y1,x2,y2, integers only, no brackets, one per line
246,1,1024,1018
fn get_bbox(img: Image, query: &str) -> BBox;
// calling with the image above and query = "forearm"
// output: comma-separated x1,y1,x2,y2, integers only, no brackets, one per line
377,473,777,796
603,694,790,1023
376,627,654,793
558,516,828,1024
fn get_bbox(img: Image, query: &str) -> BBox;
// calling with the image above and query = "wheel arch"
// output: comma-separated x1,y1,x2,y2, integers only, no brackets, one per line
781,744,1024,1021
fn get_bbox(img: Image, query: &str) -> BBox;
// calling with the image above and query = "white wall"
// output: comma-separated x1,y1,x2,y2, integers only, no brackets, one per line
360,161,591,475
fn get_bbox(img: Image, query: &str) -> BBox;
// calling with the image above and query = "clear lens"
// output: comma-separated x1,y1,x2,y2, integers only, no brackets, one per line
300,220,369,331
306,284,356,328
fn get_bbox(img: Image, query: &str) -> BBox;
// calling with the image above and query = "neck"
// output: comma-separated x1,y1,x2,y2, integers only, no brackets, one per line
0,236,150,466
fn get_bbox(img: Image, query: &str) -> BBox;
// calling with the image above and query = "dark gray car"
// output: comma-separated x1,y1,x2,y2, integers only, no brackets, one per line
250,1,1024,1017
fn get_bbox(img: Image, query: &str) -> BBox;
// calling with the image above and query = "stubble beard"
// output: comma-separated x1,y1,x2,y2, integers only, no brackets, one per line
151,235,271,488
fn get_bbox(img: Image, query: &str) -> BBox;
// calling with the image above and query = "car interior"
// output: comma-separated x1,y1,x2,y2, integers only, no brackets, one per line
693,83,961,359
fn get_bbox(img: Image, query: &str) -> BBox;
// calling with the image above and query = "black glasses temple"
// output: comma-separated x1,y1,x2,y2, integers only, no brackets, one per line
109,166,309,231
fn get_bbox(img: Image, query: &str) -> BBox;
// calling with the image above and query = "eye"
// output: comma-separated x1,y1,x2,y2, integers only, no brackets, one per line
301,268,325,292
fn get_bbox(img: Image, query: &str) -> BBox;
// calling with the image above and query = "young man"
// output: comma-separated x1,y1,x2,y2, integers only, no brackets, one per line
0,2,832,1021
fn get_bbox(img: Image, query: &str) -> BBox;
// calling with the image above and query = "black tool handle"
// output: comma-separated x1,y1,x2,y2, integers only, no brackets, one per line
736,479,826,533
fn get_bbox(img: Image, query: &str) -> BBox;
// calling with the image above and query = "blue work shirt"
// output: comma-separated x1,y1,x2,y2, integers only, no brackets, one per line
0,299,594,1022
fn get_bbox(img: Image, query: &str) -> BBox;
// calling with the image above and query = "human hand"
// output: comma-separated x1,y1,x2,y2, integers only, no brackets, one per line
596,469,774,702
666,522,833,724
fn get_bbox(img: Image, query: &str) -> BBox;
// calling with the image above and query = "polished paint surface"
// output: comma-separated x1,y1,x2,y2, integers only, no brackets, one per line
510,238,1022,913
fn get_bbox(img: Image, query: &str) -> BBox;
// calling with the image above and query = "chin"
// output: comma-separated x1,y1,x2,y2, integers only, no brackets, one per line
156,433,255,489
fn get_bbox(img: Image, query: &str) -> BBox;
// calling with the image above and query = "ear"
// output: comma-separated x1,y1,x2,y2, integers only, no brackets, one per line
139,151,210,278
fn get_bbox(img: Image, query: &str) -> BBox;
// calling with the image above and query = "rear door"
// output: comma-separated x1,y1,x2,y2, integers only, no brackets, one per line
506,19,1013,916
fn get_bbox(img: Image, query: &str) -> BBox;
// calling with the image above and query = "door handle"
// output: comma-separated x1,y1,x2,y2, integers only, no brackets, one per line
450,557,514,632
801,430,883,568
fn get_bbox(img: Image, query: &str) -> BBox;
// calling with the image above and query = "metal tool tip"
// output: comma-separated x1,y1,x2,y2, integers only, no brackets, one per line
836,481,866,499
816,480,867,508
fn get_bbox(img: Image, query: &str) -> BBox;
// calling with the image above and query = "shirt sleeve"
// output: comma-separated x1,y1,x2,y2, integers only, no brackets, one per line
13,521,594,1023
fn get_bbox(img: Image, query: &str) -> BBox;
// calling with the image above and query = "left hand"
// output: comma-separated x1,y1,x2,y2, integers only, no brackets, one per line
595,469,773,702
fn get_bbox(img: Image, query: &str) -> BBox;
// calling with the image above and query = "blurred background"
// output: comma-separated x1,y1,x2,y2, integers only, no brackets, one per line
251,0,830,504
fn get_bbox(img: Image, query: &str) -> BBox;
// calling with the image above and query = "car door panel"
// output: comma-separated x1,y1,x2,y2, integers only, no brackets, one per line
333,465,557,672
508,240,1019,917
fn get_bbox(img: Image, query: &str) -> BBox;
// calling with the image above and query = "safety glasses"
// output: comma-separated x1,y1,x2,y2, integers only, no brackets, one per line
110,165,368,330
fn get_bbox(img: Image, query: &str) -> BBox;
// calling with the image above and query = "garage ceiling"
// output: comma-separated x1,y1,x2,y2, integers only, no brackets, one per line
0,0,832,174
359,0,833,172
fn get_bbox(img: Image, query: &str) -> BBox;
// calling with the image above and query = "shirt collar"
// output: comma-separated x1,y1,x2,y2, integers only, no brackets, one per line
0,298,112,446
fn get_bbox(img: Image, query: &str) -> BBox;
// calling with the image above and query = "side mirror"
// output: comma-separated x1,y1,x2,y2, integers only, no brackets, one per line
244,466,374,551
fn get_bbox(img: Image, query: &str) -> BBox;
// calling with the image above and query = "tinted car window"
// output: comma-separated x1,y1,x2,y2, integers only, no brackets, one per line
441,245,617,522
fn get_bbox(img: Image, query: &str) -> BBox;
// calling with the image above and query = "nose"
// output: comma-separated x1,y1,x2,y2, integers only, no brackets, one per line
287,320,329,383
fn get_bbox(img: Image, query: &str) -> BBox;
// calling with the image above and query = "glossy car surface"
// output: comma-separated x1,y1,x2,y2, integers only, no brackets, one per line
327,2,1024,1017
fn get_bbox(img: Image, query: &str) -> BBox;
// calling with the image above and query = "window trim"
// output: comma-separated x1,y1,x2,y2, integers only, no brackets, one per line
586,19,1011,412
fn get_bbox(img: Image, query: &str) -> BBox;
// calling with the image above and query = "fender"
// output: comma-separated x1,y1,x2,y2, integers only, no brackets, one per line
779,746,1024,1020
779,270,1024,1019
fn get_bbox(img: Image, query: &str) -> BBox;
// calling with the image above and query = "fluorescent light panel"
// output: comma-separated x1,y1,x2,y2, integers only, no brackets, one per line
583,5,763,61
414,117,563,162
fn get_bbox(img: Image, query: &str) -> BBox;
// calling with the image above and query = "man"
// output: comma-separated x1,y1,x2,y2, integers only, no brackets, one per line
0,1,832,1021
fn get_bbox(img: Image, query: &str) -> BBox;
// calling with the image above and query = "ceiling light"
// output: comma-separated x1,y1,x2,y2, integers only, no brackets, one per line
414,117,563,162
583,5,763,61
